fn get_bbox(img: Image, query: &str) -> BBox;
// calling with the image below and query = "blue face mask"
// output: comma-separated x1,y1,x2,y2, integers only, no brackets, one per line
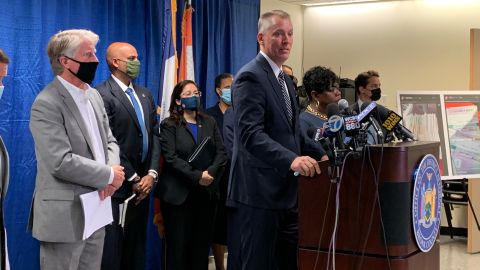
0,86,4,100
180,96,200,111
220,88,231,105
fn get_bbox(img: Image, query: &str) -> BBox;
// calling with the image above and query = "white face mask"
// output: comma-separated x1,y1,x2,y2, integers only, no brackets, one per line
0,86,4,100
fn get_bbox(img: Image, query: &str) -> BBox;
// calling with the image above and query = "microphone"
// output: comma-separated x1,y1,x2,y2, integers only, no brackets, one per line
381,109,402,132
307,127,334,156
357,101,377,123
294,128,333,177
359,102,384,142
338,99,357,124
306,127,323,142
377,104,417,141
395,124,416,141
326,103,345,150
338,99,349,112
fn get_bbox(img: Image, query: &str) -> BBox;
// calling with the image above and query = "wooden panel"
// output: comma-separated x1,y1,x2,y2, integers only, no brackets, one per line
470,29,480,90
467,29,480,253
298,142,440,268
298,243,439,270
467,179,480,253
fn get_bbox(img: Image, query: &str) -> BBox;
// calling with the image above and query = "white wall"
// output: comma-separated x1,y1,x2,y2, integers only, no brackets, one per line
261,0,304,80
302,0,480,109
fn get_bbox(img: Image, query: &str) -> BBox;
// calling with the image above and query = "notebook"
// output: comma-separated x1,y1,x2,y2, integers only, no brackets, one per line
188,136,215,170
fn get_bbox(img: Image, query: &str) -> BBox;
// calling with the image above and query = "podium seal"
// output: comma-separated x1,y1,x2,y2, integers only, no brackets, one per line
412,154,442,252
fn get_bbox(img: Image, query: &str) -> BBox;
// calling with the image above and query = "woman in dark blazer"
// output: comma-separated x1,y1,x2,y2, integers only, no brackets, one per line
156,80,227,270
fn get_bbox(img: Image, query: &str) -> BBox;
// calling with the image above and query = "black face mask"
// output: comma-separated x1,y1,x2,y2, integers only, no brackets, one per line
370,88,381,101
64,56,99,84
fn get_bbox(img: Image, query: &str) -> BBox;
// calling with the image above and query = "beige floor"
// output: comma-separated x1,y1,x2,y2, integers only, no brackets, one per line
439,235,480,270
208,235,480,270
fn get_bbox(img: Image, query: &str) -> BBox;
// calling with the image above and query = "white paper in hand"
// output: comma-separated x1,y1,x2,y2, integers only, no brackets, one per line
80,191,113,240
120,193,137,228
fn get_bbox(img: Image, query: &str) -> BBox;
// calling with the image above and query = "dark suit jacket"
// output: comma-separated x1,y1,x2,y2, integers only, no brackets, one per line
349,102,361,114
96,77,161,199
156,114,227,205
205,103,224,138
227,53,325,210
222,107,234,159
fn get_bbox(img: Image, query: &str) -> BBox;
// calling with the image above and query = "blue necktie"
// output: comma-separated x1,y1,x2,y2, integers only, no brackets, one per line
126,88,148,161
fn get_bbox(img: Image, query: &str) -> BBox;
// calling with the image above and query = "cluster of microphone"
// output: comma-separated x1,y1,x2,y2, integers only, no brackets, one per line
307,99,416,164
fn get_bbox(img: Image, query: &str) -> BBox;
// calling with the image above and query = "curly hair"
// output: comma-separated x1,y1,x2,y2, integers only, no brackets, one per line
302,66,339,100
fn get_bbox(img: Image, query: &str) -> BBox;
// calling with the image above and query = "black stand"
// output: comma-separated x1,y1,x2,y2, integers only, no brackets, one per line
443,178,480,238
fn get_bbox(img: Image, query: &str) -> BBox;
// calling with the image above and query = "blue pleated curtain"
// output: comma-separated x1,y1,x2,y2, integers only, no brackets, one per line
0,0,259,269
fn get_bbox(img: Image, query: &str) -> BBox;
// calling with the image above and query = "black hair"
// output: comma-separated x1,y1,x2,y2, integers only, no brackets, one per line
302,66,338,100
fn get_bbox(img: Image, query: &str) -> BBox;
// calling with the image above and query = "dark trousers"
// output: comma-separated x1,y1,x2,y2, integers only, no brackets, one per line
162,187,217,270
227,204,298,270
101,197,149,270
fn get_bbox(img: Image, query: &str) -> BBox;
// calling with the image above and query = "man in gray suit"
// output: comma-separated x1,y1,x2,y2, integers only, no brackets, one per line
29,29,125,270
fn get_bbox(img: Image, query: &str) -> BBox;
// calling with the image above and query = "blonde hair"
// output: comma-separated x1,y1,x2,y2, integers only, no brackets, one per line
258,10,290,34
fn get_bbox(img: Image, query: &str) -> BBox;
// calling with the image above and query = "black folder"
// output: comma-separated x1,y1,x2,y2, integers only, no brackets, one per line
188,136,215,170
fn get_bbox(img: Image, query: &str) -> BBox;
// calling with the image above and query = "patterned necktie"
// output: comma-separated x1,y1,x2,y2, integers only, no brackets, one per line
278,71,293,122
126,88,148,161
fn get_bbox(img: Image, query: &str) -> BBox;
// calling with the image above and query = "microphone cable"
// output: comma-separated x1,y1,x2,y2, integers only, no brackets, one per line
352,146,368,258
356,142,392,270
326,151,354,270
312,172,334,270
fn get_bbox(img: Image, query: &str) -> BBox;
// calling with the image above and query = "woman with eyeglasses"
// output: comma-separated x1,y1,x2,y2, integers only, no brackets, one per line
155,80,227,270
300,66,342,135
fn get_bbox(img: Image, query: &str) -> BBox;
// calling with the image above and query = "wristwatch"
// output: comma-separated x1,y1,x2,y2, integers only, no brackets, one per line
148,170,158,183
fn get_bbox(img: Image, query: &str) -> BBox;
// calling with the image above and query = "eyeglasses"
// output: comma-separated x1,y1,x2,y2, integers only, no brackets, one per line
180,91,202,98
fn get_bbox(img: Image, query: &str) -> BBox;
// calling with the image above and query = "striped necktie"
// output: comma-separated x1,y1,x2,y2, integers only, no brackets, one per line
278,71,293,122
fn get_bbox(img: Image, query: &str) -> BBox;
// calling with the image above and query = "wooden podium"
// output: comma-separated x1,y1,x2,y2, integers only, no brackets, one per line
298,141,440,270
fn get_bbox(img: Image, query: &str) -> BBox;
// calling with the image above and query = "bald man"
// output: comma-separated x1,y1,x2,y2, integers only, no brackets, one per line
96,42,160,270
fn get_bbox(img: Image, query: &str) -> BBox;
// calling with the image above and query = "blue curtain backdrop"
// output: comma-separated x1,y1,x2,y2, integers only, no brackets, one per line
176,0,259,108
0,0,259,269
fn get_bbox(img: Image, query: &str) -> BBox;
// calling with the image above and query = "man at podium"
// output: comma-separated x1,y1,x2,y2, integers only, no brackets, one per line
226,9,326,270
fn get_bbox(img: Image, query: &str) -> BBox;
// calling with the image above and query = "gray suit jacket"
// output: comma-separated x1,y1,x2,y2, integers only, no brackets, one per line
29,77,120,243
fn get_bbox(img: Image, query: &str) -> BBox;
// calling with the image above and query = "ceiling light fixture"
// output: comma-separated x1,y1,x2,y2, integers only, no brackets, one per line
301,0,385,7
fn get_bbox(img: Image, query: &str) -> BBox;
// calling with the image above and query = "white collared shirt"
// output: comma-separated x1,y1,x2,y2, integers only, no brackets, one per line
110,75,157,181
57,76,113,184
111,75,145,118
260,51,291,100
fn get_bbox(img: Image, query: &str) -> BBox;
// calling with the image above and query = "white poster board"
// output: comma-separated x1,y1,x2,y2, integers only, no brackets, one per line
397,91,480,180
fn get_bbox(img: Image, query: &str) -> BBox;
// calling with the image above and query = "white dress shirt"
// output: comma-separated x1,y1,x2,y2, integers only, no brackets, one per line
57,76,113,184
